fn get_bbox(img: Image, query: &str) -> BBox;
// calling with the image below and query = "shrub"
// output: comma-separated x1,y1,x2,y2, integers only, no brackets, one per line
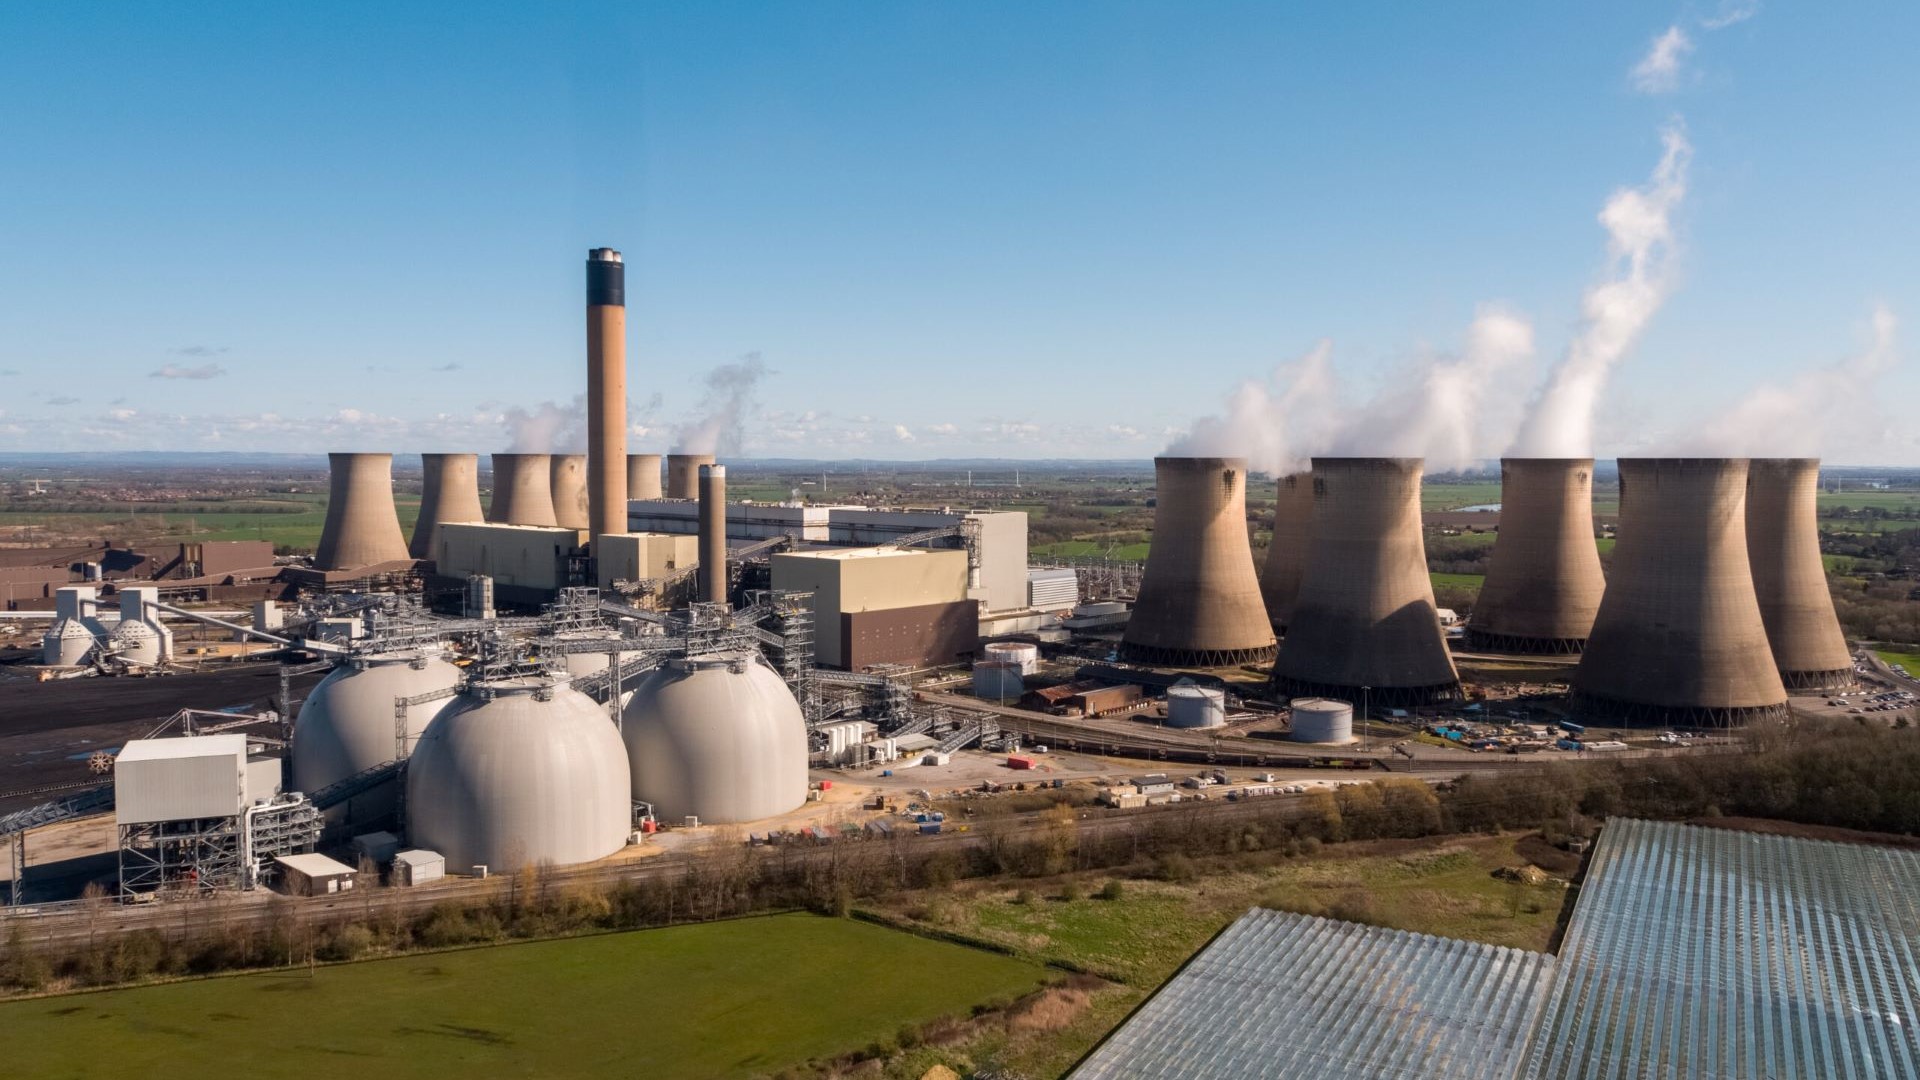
1096,880,1125,901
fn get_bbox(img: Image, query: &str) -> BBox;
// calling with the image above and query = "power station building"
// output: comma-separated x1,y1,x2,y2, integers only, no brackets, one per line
770,547,977,669
1121,457,1277,667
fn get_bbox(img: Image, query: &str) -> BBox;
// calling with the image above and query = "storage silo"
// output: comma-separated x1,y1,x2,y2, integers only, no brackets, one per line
1120,457,1278,667
983,641,1039,674
407,673,631,872
1166,685,1227,729
550,454,590,530
292,648,462,823
1289,698,1354,744
1260,472,1314,632
621,652,807,824
628,453,663,500
1746,458,1854,690
489,453,558,527
314,452,411,570
973,660,1026,701
1468,458,1606,654
1573,458,1789,726
1269,458,1459,706
41,586,106,666
106,586,171,666
411,453,486,559
666,453,715,500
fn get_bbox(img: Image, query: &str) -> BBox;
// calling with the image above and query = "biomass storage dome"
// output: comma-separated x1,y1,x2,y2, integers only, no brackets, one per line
1166,685,1227,729
621,652,807,824
407,673,631,872
292,649,463,795
1289,698,1354,744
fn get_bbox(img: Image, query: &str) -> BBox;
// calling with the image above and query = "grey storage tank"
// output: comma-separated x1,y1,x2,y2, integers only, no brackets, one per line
621,652,807,824
407,673,631,872
1165,685,1227,729
1289,698,1355,744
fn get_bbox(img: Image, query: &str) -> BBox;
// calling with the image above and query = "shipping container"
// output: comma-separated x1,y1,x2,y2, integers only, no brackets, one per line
1007,755,1036,770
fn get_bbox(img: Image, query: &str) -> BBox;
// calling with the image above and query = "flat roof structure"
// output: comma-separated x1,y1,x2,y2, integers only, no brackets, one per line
1071,908,1557,1080
1524,818,1920,1080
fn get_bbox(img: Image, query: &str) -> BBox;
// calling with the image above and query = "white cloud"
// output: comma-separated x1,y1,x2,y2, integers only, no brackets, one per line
150,362,227,380
892,424,916,442
108,408,138,421
1631,25,1693,94
1701,0,1760,30
928,423,959,436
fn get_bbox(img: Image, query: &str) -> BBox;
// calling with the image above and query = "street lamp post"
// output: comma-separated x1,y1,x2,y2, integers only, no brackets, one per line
1362,685,1371,752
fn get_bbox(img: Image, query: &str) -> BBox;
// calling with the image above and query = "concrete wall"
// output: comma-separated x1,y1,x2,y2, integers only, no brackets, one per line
435,523,582,594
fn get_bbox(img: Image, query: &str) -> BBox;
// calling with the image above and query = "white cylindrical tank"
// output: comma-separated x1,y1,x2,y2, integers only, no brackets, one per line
973,661,1026,701
621,652,807,824
983,642,1039,674
1166,685,1227,729
292,649,463,795
408,673,631,872
1289,698,1355,745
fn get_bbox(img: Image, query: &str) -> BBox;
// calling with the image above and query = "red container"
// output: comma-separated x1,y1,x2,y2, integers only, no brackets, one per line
641,819,657,834
1007,755,1036,770
819,780,833,791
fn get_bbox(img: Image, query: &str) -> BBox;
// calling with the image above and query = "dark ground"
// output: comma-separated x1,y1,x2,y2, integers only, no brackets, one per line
0,661,324,812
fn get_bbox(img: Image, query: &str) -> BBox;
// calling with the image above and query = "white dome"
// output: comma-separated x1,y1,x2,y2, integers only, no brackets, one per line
407,674,631,872
292,650,462,794
108,620,163,665
622,652,807,824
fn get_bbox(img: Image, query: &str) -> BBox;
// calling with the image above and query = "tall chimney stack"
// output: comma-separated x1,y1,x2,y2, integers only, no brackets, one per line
1120,457,1278,667
1260,472,1314,632
1467,458,1606,654
315,453,411,570
488,453,558,527
667,454,715,500
550,454,589,530
587,248,628,541
1573,458,1788,725
698,464,728,605
411,453,486,559
628,453,663,500
1747,458,1854,690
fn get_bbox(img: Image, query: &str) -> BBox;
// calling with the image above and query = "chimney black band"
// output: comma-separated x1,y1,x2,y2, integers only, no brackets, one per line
587,259,625,307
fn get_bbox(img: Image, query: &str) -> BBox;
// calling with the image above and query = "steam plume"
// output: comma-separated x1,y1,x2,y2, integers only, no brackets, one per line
1335,305,1535,470
672,353,769,455
1509,123,1692,457
503,395,587,453
1164,342,1338,475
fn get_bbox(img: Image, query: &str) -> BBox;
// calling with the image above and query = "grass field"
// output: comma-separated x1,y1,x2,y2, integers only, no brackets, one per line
1421,482,1503,511
0,494,420,551
1877,649,1920,675
0,913,1049,1080
1818,492,1920,513
1431,572,1485,591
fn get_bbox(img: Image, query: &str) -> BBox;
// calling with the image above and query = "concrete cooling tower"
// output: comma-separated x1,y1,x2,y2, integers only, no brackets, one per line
667,453,715,500
628,453,663,500
1259,472,1314,632
292,649,462,826
488,453,558,527
315,452,411,571
622,653,808,824
1573,458,1789,726
407,673,631,872
550,454,589,530
1268,458,1460,706
1119,457,1278,667
585,248,628,540
410,453,485,560
1467,458,1607,655
1747,458,1854,690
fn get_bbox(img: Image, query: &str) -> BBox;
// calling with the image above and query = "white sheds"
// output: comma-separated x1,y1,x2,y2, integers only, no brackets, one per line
115,735,251,824
406,674,631,873
621,652,808,825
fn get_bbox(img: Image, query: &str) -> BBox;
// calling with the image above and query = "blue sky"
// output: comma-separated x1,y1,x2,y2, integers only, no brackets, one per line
0,3,1914,462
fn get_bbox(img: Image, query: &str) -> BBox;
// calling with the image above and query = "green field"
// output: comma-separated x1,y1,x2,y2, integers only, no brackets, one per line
1818,492,1920,513
1032,540,1149,562
1877,649,1920,675
1431,572,1485,591
1421,483,1503,511
0,494,420,552
0,913,1049,1080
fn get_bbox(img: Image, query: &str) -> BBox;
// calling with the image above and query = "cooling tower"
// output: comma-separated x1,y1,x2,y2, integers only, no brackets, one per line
1268,458,1460,706
410,453,485,560
667,453,715,499
1573,458,1788,726
628,453,663,500
1259,472,1314,632
314,452,411,570
586,248,628,540
1119,457,1278,667
550,454,589,530
1467,458,1607,654
698,464,728,604
1747,458,1853,690
488,453,558,527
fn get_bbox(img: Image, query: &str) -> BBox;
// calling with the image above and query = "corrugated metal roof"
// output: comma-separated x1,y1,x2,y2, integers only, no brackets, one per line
1071,908,1557,1080
1522,818,1920,1080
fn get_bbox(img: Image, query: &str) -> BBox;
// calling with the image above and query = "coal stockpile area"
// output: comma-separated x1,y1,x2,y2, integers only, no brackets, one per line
0,662,325,812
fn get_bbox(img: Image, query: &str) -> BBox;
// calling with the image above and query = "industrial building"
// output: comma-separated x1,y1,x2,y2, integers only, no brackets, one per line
1574,458,1789,726
433,522,587,607
1121,457,1277,667
770,547,976,670
1469,458,1607,655
1076,818,1920,1080
1746,458,1854,689
594,531,699,591
1269,458,1460,706
1259,471,1313,632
